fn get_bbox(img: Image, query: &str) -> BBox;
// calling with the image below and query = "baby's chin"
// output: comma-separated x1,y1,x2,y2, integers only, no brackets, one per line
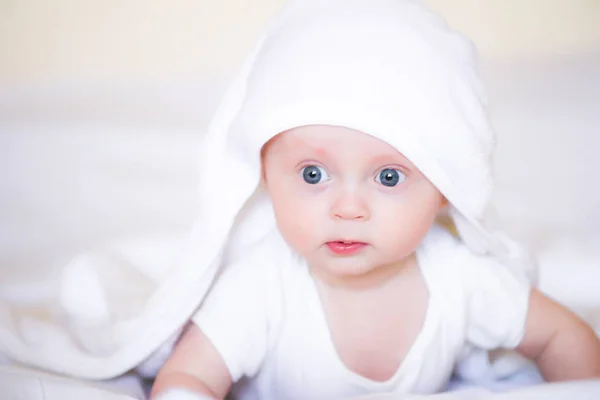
305,251,409,287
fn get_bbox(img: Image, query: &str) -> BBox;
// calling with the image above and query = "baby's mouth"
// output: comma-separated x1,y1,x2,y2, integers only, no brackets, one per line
325,241,367,255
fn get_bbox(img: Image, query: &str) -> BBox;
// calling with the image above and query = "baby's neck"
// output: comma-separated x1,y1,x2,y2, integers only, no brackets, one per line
310,253,418,293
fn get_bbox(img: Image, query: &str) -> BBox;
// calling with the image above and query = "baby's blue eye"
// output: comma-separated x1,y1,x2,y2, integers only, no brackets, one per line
302,165,329,184
376,168,406,187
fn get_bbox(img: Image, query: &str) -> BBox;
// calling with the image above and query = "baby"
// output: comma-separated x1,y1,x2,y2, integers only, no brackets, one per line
152,0,600,399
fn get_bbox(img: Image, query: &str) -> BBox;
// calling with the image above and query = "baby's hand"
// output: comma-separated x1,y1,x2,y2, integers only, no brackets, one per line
153,388,216,400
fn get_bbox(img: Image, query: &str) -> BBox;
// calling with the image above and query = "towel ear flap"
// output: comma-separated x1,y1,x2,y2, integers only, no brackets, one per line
451,210,492,255
450,208,538,284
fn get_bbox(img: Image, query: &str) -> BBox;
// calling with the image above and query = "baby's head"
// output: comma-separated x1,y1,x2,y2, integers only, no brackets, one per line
199,0,534,282
261,124,447,278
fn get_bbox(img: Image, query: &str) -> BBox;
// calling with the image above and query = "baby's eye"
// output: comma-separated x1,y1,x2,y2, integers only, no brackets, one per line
301,165,329,184
376,168,406,187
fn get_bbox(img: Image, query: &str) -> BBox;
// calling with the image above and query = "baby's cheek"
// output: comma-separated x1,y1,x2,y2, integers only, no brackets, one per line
375,202,433,251
277,221,316,257
273,197,319,251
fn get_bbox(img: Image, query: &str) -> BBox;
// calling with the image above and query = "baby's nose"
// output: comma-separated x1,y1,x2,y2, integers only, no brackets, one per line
329,187,370,221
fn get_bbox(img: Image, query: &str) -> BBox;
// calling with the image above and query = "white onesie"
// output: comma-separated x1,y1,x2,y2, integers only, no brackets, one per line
192,225,531,399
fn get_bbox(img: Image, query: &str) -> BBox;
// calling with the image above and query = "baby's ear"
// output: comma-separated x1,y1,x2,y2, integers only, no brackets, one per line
260,169,268,189
259,140,273,189
440,196,449,209
259,152,268,188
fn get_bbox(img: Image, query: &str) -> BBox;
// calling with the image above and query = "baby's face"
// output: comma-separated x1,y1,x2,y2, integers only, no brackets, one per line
262,125,445,279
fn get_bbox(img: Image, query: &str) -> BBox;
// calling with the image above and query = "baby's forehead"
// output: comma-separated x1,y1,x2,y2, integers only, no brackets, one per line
274,129,331,155
261,126,331,157
262,124,411,163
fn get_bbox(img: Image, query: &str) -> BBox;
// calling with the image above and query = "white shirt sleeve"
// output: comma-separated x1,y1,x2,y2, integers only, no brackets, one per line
460,249,532,350
191,252,278,382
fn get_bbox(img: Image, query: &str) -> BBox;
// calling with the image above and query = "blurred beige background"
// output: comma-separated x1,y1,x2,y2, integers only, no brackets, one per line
1,0,600,83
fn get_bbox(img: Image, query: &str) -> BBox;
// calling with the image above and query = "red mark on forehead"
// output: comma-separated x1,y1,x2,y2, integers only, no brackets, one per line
313,145,329,158
284,133,328,155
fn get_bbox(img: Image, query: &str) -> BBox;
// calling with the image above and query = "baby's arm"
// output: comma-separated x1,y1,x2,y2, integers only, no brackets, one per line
517,289,600,381
151,323,232,400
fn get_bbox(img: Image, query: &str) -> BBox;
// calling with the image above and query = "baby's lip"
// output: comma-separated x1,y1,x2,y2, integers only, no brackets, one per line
325,241,368,255
326,240,367,245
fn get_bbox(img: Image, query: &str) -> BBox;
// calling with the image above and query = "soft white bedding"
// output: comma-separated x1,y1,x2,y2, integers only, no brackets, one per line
1,54,599,398
0,365,144,400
